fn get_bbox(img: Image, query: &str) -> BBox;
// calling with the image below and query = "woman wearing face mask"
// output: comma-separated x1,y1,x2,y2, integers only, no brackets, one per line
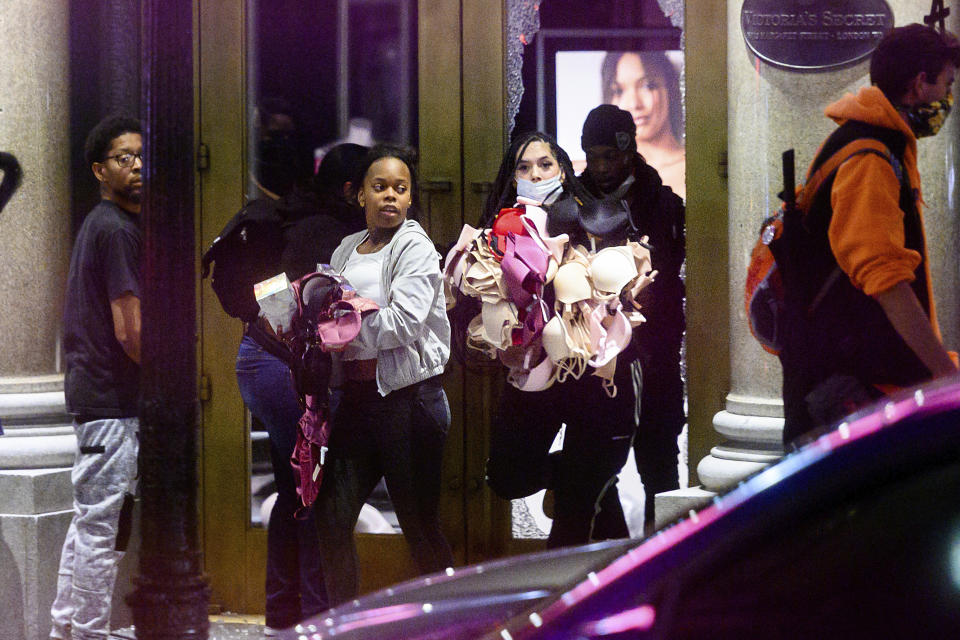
480,132,592,227
601,51,685,200
314,144,454,606
479,132,637,549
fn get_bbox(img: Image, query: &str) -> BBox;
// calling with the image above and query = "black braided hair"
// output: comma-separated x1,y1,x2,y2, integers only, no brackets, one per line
480,131,593,227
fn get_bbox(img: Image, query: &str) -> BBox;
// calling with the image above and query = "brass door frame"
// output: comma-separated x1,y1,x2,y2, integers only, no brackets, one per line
417,0,469,570
459,0,531,560
683,3,729,485
197,0,260,613
423,0,537,563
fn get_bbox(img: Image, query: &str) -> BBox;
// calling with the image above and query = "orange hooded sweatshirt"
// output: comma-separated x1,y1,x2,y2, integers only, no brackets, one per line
822,85,943,342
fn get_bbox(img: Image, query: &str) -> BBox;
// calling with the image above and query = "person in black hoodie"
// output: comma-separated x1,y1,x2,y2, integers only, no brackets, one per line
233,126,367,631
576,105,686,536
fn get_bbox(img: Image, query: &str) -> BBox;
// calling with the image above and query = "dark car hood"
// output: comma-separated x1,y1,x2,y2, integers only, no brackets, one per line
279,537,639,639
286,375,960,639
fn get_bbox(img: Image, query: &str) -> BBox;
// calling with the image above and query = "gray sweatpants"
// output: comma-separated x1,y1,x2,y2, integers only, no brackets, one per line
50,418,138,640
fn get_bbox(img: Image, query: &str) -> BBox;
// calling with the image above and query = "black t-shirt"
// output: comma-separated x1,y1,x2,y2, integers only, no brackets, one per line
63,200,142,417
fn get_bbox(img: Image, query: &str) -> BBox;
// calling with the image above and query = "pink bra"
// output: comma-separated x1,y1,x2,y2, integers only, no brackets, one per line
500,338,557,392
500,233,549,311
290,271,379,350
314,300,362,347
587,300,632,368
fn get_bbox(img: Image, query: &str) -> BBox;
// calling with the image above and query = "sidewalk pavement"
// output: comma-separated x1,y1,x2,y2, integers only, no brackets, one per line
111,613,270,639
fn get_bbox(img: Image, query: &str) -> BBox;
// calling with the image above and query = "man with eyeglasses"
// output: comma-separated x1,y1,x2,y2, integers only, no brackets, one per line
51,115,143,640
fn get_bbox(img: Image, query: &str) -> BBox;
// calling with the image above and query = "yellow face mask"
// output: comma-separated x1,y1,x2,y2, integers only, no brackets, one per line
904,91,954,138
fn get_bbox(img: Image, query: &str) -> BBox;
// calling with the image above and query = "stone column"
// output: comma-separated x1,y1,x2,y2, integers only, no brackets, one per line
699,0,960,492
0,2,144,637
0,3,74,639
0,2,71,383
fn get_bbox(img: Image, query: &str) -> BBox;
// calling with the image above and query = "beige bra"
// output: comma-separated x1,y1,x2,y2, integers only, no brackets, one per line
481,299,519,350
541,313,589,383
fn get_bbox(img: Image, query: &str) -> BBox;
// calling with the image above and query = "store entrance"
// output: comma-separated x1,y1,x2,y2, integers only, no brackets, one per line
196,0,508,614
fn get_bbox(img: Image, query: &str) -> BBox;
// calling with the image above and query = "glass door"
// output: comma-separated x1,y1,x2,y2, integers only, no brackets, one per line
197,0,507,614
241,0,424,595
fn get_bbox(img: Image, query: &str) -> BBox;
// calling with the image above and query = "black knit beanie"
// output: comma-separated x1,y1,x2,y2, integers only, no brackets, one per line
581,104,636,152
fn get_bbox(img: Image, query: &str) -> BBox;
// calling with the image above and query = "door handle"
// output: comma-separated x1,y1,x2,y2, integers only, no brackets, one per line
421,179,453,193
470,181,493,194
446,476,485,493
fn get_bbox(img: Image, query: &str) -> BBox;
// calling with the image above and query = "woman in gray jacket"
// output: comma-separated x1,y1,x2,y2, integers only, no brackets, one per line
315,144,454,606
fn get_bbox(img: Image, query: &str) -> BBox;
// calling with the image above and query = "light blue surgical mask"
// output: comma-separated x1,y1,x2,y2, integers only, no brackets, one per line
516,174,563,206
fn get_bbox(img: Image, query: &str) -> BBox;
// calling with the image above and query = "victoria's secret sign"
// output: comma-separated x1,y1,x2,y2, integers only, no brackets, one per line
741,0,894,70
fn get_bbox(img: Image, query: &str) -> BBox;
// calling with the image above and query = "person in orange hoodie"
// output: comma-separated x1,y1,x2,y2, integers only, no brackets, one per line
780,23,959,444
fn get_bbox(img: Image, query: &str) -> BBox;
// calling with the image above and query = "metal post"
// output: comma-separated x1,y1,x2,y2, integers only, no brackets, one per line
127,0,210,637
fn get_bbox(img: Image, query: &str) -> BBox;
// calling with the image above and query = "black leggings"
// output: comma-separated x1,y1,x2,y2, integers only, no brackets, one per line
313,375,454,606
633,357,686,523
486,363,636,548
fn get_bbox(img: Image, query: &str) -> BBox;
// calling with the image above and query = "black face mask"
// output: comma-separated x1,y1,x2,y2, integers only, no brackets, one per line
256,133,304,196
902,92,954,138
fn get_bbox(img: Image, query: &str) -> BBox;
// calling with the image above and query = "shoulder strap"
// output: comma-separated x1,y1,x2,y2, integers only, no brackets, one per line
797,137,905,317
797,138,896,213
201,197,285,277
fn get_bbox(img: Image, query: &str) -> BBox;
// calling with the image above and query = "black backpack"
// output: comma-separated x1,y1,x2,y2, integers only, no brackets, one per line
0,151,23,216
746,121,918,358
201,198,286,322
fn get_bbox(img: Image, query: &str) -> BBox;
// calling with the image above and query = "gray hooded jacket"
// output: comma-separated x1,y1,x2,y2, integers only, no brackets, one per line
331,219,450,396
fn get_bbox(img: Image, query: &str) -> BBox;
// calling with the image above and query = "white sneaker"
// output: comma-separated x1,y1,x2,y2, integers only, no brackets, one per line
264,625,280,637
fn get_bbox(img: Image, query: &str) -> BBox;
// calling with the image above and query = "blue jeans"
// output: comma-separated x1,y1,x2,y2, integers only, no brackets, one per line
236,335,327,626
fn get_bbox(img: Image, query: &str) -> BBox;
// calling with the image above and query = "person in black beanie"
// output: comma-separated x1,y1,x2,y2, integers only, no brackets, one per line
578,104,686,537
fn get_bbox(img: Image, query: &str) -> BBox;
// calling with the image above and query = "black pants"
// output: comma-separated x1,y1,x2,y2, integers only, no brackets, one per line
633,357,686,524
486,363,636,548
314,375,454,606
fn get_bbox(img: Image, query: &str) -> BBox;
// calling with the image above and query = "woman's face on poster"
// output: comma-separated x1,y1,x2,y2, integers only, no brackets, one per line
609,53,671,144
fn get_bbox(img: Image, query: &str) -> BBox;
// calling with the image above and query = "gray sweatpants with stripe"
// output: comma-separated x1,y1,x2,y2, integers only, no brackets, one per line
50,418,138,640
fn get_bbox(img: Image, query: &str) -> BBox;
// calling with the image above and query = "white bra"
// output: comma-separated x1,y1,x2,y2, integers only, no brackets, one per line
590,245,638,296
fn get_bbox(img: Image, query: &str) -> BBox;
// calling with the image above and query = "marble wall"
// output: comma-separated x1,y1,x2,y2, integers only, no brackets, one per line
0,4,77,639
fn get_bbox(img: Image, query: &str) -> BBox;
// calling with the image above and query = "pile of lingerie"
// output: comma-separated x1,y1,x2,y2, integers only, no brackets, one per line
444,200,655,397
260,267,380,516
